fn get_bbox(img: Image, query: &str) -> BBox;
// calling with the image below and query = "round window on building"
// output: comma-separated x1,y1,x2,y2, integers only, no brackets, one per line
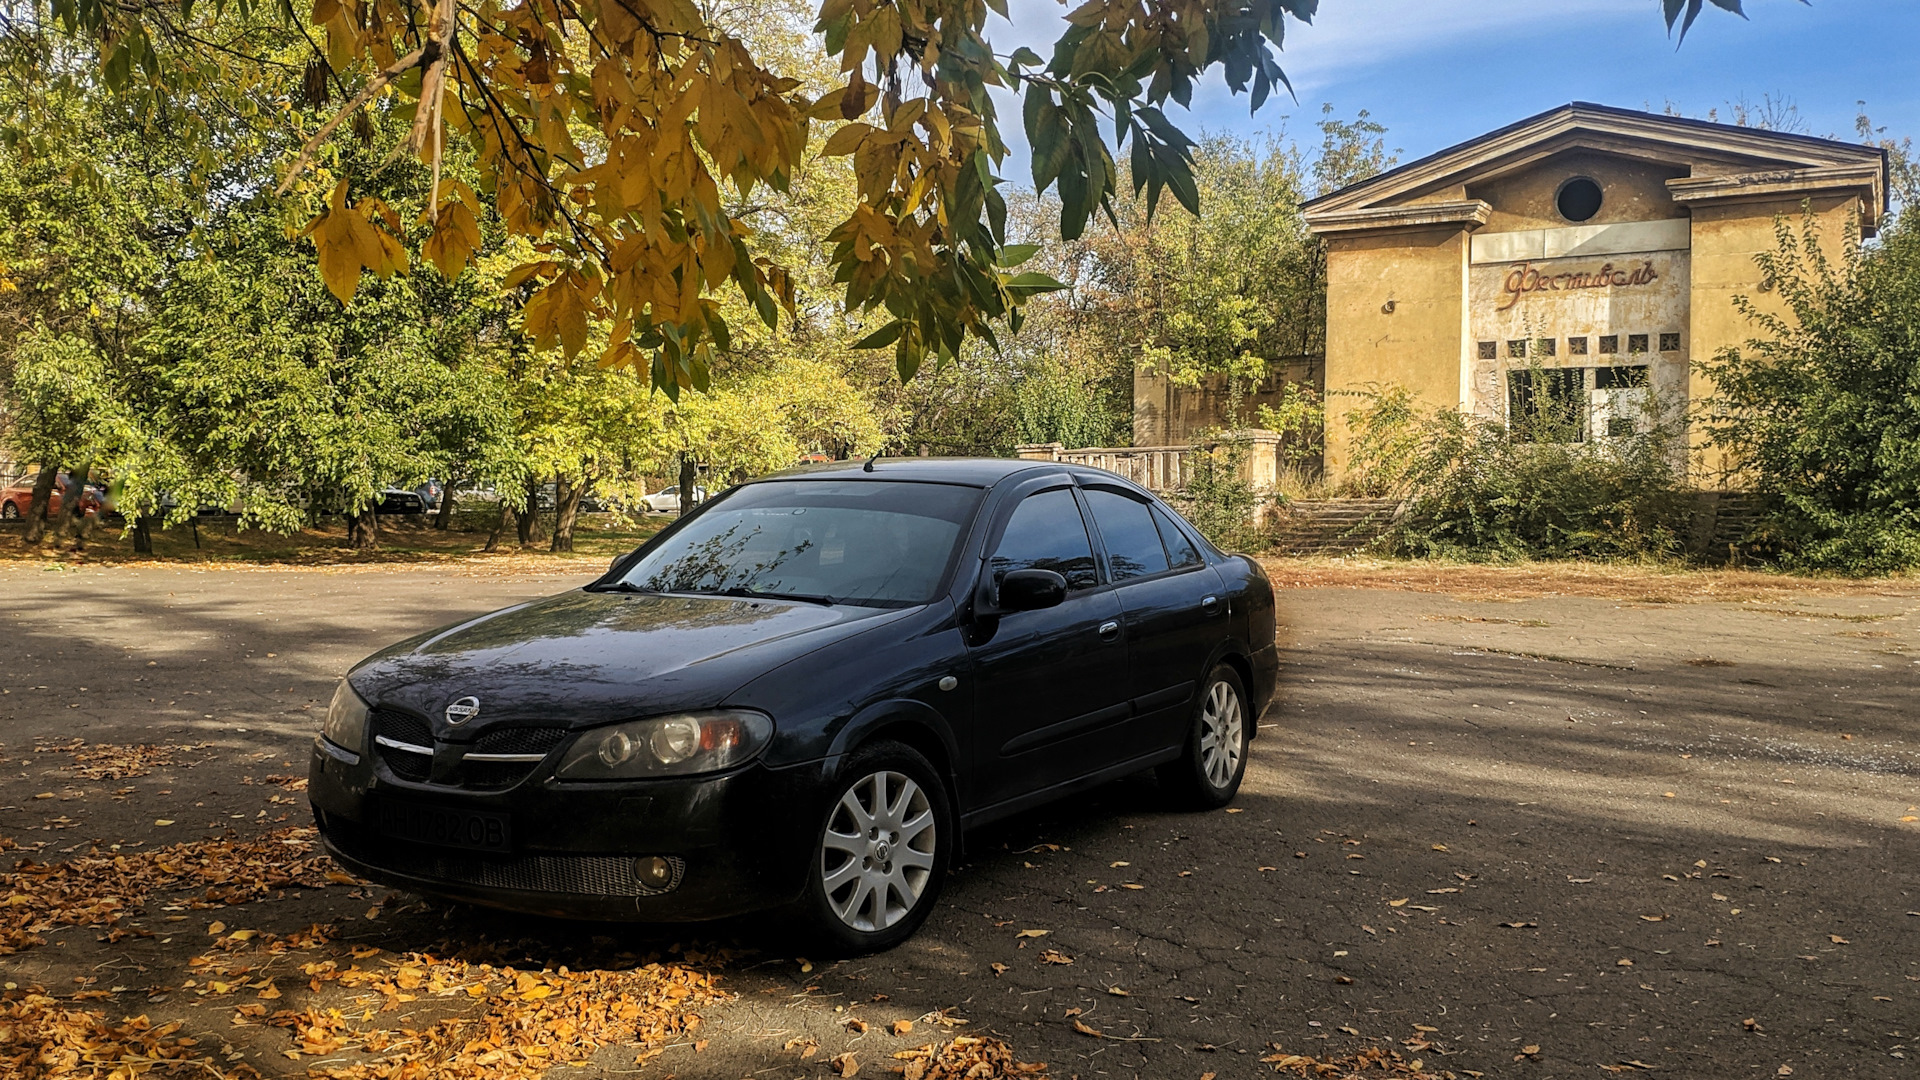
1556,177,1603,223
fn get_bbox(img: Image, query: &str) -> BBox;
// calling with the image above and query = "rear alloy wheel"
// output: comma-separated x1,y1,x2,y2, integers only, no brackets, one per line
794,741,948,953
0,501,18,520
1157,665,1250,809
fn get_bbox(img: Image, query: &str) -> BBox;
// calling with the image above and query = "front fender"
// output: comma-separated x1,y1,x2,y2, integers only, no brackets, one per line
820,698,963,791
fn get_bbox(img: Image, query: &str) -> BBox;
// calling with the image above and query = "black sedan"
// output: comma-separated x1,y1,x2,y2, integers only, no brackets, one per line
309,458,1278,952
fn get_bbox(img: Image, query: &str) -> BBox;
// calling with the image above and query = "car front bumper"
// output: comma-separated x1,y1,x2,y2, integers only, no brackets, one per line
307,739,822,922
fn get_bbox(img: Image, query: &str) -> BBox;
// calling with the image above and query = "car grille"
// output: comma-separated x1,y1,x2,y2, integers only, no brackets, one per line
325,820,682,897
475,727,566,756
371,709,433,782
369,710,569,791
462,727,566,790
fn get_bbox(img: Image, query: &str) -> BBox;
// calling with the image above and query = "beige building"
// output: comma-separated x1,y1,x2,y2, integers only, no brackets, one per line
1136,102,1882,488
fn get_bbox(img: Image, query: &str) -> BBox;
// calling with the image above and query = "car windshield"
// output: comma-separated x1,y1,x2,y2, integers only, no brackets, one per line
608,480,982,607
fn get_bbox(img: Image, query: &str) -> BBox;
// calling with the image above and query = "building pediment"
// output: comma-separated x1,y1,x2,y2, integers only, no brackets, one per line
1304,103,1888,236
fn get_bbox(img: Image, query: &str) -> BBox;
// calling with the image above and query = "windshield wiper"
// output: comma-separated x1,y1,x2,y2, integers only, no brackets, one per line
717,586,837,606
585,581,653,593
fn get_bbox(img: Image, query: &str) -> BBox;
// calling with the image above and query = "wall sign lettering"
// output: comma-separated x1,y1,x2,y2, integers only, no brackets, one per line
1498,260,1660,310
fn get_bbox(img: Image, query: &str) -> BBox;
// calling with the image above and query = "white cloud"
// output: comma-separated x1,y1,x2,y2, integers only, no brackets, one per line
1262,0,1641,95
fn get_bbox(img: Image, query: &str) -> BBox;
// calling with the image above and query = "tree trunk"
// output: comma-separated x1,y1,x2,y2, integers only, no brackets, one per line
516,479,546,546
22,462,59,545
132,514,154,555
483,496,515,552
677,454,697,519
551,475,584,553
59,457,93,548
433,481,457,530
346,508,379,551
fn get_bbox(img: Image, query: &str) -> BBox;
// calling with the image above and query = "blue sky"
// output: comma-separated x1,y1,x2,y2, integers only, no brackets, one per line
989,0,1917,188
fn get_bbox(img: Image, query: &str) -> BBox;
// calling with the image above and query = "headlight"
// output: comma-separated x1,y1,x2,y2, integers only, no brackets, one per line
554,711,773,780
323,680,370,753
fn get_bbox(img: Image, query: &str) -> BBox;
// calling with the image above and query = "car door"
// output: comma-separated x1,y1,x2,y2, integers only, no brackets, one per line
1082,485,1227,756
966,482,1131,810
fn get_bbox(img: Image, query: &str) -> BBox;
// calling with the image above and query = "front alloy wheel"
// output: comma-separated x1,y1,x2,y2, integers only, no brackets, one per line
794,741,949,953
0,502,18,520
1158,665,1251,809
821,769,936,932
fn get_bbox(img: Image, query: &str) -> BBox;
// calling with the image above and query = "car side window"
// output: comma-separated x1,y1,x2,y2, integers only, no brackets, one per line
1085,488,1169,582
1151,504,1202,568
989,488,1099,592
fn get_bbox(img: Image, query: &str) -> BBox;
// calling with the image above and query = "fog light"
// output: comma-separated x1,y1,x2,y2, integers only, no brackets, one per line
634,856,674,890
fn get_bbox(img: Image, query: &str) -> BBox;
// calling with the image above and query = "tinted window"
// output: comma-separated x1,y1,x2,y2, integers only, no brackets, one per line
1085,489,1169,582
614,480,982,606
1152,504,1201,568
990,488,1098,592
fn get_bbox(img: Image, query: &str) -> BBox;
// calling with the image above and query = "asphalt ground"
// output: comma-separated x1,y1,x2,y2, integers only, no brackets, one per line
0,560,1915,1079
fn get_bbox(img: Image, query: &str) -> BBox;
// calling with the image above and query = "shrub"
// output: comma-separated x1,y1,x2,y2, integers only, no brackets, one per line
1353,374,1691,562
1699,210,1920,574
1170,429,1262,553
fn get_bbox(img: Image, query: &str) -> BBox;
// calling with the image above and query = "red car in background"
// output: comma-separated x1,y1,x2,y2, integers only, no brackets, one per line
0,474,103,521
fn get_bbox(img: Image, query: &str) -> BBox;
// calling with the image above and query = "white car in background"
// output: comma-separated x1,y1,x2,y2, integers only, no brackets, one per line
640,484,707,514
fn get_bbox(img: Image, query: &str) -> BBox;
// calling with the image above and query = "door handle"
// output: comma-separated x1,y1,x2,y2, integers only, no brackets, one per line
1097,620,1121,639
1201,595,1221,615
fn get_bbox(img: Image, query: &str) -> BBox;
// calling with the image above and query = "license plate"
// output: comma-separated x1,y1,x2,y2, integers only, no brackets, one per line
375,800,511,852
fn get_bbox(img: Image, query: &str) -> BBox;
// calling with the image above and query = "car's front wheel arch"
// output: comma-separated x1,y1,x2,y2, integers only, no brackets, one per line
824,700,960,790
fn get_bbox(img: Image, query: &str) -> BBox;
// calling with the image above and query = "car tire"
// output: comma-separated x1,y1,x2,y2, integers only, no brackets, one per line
1156,664,1250,810
788,740,950,955
0,501,18,520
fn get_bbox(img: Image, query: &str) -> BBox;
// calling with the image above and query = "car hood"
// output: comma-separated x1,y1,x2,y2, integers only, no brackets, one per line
348,590,910,733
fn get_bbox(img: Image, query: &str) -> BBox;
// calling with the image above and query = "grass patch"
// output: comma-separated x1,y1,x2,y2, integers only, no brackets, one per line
0,513,669,567
1260,555,1920,602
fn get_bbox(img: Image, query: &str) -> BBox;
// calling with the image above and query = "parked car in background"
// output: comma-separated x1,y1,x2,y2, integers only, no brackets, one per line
374,489,428,515
309,458,1278,953
532,481,611,514
0,474,102,521
641,484,707,514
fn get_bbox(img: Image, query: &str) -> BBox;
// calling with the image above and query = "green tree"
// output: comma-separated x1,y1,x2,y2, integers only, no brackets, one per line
1700,210,1920,573
30,0,1738,393
0,29,523,551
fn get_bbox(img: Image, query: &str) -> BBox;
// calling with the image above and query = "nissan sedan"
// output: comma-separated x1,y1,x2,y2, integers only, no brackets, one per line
309,458,1278,953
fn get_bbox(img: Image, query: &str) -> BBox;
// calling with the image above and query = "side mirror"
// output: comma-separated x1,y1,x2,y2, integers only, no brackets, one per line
998,568,1067,612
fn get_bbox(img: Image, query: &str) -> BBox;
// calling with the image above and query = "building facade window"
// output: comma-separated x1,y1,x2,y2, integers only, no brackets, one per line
1568,336,1589,355
1659,332,1681,352
1628,333,1649,354
1598,334,1618,354
1507,339,1527,359
1593,365,1651,439
1507,368,1587,442
1555,177,1604,222
1478,341,1498,360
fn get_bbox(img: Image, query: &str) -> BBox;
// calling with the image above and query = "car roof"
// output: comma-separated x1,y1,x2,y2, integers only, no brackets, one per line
753,457,1143,489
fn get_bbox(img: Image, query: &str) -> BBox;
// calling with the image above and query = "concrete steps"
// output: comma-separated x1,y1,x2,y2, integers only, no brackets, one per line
1268,498,1403,555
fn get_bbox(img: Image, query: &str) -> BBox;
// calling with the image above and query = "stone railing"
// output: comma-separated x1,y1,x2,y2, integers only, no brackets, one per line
1015,430,1290,495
